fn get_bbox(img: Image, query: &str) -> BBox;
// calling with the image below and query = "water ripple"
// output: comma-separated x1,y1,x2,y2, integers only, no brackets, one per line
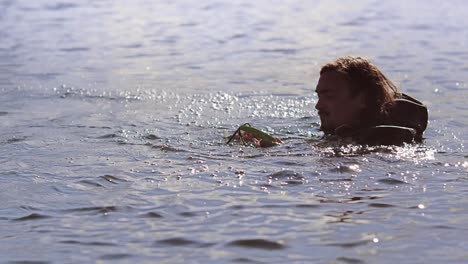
44,3,78,11
227,239,286,250
59,47,89,52
231,257,265,263
76,180,104,188
2,136,27,144
335,257,366,264
61,206,131,215
138,212,163,218
377,178,408,185
368,203,396,208
60,240,117,247
99,174,128,184
8,261,51,264
99,253,133,260
12,213,51,221
327,240,369,248
155,237,214,248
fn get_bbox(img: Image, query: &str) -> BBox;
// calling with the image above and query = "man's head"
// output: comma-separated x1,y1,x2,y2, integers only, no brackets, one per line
315,56,399,134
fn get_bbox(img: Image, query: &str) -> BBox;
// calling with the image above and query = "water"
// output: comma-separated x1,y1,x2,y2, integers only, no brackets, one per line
1,0,467,263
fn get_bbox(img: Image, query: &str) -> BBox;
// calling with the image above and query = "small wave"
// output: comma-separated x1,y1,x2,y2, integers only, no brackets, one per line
88,126,112,129
124,53,157,59
80,174,127,189
152,144,187,152
8,261,51,264
54,86,143,101
317,196,370,204
327,239,369,248
368,203,396,208
268,170,303,179
336,257,366,264
60,47,89,52
319,178,353,182
121,43,143,49
282,179,304,185
96,133,117,139
268,170,305,186
231,257,264,263
295,204,320,208
178,211,199,217
431,225,457,230
99,175,128,184
328,164,361,174
377,178,408,185
144,134,161,140
45,3,78,11
61,206,130,215
155,237,214,248
262,203,319,209
139,212,163,218
258,48,297,55
76,180,105,188
227,239,286,250
60,240,117,246
99,253,133,260
12,213,51,221
3,136,27,144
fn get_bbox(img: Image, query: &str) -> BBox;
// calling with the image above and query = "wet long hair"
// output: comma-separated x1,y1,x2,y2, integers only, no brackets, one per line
320,56,400,127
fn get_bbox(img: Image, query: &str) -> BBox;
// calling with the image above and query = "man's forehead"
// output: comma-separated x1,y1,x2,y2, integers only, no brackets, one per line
316,81,338,92
316,72,349,92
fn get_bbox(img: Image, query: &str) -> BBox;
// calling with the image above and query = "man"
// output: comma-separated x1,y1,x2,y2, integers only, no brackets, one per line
315,56,428,145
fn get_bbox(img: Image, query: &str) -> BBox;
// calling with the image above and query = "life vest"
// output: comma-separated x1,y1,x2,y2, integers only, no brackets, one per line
335,93,428,145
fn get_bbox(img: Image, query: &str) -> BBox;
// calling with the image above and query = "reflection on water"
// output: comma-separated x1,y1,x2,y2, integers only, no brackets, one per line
1,0,468,263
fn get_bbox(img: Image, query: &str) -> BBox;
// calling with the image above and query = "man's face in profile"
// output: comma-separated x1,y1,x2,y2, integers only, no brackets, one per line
315,71,366,134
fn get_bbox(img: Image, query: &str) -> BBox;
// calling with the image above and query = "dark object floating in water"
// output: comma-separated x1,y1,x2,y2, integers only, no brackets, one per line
227,123,282,148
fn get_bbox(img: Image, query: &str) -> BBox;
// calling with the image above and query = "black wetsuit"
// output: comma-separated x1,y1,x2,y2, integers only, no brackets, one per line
335,94,428,145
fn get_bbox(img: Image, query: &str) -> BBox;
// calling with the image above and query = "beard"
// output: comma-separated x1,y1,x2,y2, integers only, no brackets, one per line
319,117,335,134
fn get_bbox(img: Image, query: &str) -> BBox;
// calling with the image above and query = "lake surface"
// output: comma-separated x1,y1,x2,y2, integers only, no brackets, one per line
1,0,467,263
